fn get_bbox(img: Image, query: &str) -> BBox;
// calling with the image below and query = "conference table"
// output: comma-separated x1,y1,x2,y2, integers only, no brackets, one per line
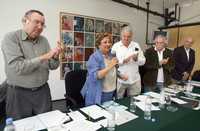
1,85,200,131
100,86,200,131
99,96,200,131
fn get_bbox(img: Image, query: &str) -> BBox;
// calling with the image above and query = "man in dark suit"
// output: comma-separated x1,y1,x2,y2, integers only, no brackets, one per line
143,35,174,92
172,37,195,82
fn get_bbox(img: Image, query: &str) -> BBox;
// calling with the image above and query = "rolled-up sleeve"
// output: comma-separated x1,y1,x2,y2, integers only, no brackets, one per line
1,33,42,75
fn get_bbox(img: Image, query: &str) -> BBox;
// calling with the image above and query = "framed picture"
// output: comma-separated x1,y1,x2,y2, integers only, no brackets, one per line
61,15,73,31
85,18,94,32
60,12,129,79
74,16,84,32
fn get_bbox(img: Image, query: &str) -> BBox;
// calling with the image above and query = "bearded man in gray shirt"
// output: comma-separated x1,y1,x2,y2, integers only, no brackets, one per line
1,10,62,120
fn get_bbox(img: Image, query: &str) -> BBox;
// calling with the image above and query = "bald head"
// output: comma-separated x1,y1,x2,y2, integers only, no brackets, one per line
183,37,193,49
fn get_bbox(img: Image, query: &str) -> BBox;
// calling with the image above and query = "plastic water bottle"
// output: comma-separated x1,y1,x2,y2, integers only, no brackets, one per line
4,118,16,131
144,96,152,120
107,109,116,131
159,89,165,109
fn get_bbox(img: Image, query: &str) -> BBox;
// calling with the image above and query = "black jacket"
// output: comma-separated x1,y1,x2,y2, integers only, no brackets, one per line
172,46,195,81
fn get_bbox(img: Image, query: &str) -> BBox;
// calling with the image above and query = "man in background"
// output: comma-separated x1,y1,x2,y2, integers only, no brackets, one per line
111,26,146,98
172,37,195,82
143,35,174,92
1,10,62,120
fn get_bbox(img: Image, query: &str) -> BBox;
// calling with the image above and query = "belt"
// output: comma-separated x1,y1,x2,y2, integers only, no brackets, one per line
10,83,47,91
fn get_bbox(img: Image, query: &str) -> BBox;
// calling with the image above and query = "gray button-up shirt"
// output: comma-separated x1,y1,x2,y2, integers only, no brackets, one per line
1,29,59,88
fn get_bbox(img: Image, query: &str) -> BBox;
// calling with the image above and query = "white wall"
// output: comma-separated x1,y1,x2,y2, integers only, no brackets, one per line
0,0,163,100
179,0,200,24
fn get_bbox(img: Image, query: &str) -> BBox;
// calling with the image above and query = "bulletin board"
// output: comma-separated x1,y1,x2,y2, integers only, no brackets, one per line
59,12,129,79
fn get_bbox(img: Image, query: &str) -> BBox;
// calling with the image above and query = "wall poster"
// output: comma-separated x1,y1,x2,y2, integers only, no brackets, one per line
59,12,129,79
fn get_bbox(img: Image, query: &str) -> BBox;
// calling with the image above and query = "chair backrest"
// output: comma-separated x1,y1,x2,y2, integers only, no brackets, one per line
64,69,87,109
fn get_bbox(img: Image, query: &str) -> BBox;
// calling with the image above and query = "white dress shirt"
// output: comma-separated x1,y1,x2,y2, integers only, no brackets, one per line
155,47,165,83
184,47,190,61
111,40,146,84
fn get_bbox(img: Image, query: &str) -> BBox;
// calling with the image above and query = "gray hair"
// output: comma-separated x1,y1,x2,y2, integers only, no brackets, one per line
154,35,167,41
22,9,44,23
120,25,133,36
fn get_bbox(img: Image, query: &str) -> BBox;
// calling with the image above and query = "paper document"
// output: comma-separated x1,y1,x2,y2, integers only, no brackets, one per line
67,111,86,121
61,119,102,131
101,101,128,111
37,110,70,128
135,102,160,111
115,110,138,125
14,116,45,131
164,88,180,94
80,105,111,119
189,92,200,97
145,92,161,99
135,95,159,103
191,80,200,87
171,97,187,104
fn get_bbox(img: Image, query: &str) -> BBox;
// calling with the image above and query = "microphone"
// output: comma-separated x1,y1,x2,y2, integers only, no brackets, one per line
111,50,119,68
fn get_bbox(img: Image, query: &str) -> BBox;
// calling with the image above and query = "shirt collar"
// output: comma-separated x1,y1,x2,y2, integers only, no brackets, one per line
184,47,190,52
154,47,165,52
21,30,39,44
120,41,133,48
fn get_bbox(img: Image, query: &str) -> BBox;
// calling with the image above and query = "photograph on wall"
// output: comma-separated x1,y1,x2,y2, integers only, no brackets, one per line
85,48,94,61
74,32,84,47
74,62,84,70
62,46,73,62
105,21,112,33
62,31,73,45
113,22,121,35
73,47,84,61
60,12,129,79
95,19,104,33
74,16,84,32
61,15,73,31
61,62,73,79
85,33,94,47
85,18,94,32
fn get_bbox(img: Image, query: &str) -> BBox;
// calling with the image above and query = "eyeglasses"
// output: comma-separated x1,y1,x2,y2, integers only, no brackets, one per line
29,19,46,28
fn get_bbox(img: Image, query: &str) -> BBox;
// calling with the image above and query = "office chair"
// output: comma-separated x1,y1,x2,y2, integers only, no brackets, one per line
64,69,87,110
0,80,7,118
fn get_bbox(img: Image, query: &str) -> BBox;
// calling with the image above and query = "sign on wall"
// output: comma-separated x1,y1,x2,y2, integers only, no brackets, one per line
59,12,129,79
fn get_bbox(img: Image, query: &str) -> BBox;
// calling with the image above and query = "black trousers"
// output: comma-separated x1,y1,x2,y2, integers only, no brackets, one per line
6,83,52,120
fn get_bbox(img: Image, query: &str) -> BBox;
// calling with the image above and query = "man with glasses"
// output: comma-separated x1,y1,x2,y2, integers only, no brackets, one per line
1,10,62,120
172,37,195,82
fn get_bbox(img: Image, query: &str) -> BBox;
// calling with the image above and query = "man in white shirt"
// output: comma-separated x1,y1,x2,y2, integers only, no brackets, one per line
111,26,145,98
